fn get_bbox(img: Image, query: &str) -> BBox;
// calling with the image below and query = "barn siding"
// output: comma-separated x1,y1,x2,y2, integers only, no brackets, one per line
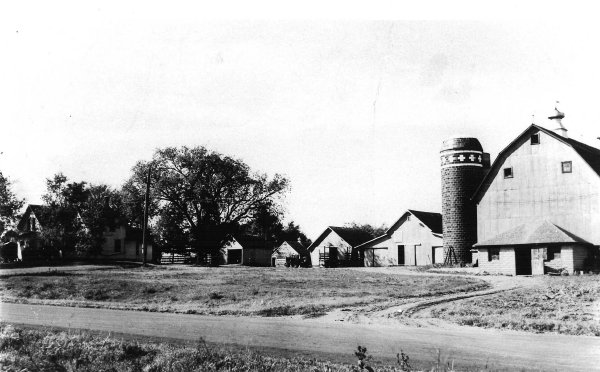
477,247,516,275
360,214,442,267
310,231,353,267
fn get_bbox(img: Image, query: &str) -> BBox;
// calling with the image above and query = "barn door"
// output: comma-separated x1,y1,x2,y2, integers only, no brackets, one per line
397,245,405,265
531,248,545,275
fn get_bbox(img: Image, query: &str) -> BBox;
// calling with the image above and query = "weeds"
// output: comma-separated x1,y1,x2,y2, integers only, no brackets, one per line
2,324,485,371
431,276,600,336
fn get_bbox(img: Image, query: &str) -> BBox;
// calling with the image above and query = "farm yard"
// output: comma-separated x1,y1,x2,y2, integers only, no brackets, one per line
0,265,488,317
426,275,600,336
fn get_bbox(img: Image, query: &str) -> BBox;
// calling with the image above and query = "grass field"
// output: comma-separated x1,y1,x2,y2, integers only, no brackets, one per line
0,266,489,316
429,275,600,336
0,323,481,371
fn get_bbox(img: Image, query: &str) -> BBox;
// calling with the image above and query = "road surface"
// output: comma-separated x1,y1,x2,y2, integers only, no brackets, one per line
1,302,599,371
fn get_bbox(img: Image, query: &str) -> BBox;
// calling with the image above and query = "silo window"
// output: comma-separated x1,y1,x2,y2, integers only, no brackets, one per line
561,161,572,173
530,133,540,145
503,167,513,178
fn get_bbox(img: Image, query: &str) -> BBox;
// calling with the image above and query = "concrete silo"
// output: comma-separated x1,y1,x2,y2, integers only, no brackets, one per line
440,137,490,265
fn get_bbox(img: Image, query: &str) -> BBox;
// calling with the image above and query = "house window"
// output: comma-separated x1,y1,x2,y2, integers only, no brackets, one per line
114,239,122,253
530,133,540,145
503,167,513,178
547,246,561,260
488,248,500,261
561,161,572,173
30,217,36,232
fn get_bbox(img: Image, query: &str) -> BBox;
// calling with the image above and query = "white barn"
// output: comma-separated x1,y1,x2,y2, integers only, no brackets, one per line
356,210,443,267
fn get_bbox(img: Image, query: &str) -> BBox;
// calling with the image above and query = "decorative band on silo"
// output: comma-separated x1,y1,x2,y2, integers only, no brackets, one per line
440,150,483,168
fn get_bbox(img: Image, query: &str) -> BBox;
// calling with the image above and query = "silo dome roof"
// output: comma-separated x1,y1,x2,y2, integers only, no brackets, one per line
441,137,483,152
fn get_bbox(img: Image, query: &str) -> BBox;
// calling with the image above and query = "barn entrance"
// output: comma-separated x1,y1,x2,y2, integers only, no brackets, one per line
515,247,532,275
228,249,242,264
397,245,405,265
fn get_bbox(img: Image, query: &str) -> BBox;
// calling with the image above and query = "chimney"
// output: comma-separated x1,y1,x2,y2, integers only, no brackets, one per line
548,102,568,138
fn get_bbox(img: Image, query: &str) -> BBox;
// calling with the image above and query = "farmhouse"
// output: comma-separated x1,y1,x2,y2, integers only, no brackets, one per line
16,204,52,260
471,110,600,275
271,240,308,267
15,204,154,263
308,226,374,267
356,210,443,267
97,225,155,263
220,235,275,266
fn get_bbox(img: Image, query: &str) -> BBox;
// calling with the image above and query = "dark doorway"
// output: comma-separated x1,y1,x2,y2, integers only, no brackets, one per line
397,245,405,265
271,257,276,267
228,249,242,264
326,247,338,268
515,248,532,275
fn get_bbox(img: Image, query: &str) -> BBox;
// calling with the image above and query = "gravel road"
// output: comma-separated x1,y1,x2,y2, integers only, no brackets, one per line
1,302,598,371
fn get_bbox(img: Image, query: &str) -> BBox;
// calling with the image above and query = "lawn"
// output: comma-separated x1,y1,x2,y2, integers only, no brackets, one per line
429,275,600,336
0,266,488,317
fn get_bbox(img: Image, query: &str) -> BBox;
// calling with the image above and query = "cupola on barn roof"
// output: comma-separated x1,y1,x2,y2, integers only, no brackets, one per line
548,101,568,138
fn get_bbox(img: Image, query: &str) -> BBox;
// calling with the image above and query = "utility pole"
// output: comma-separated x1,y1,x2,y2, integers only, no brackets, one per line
141,165,152,265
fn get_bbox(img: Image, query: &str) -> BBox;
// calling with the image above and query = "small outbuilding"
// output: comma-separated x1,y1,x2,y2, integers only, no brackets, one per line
308,226,374,267
221,235,275,266
474,220,592,275
271,240,308,267
356,210,443,267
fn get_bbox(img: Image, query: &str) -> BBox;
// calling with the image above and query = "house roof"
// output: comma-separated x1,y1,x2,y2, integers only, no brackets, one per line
473,124,600,203
307,226,376,252
17,204,53,231
474,220,591,247
355,209,442,249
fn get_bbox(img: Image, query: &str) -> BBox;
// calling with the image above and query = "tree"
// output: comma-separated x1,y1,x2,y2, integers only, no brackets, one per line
123,146,290,261
0,171,25,236
41,173,124,256
344,222,388,238
278,221,312,247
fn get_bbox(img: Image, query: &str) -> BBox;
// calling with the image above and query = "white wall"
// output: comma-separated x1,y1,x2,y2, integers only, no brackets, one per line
477,131,600,244
309,230,352,267
361,214,443,267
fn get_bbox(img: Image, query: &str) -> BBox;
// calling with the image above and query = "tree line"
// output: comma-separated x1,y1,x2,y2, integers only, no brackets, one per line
0,146,311,260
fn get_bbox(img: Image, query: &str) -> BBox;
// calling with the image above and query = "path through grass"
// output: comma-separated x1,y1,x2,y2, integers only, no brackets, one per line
0,266,488,316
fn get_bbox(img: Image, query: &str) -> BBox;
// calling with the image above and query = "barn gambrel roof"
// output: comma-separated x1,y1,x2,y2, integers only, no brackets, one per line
472,124,600,203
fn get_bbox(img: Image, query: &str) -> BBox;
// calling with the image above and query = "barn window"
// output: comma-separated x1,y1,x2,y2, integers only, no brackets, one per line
547,246,561,260
114,239,122,253
30,217,37,231
530,133,540,145
488,248,500,261
503,167,513,179
561,161,572,173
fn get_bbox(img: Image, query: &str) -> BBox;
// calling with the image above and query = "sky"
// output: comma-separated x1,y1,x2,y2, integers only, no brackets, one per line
2,2,600,239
